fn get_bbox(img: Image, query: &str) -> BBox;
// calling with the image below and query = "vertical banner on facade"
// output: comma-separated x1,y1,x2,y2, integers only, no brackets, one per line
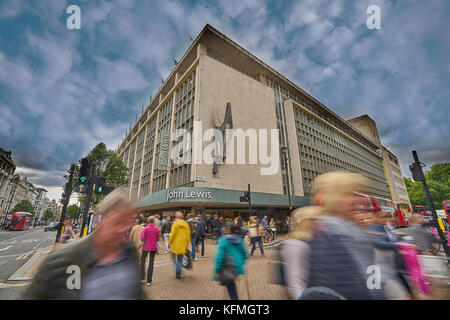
158,129,170,171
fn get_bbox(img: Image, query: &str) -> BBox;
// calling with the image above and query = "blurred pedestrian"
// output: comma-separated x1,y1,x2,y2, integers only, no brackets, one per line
24,188,145,300
168,211,191,279
140,216,160,286
194,215,207,259
187,214,198,259
280,206,322,299
262,216,269,229
161,215,173,254
213,224,248,300
212,215,222,243
129,216,145,264
248,216,264,257
304,172,385,300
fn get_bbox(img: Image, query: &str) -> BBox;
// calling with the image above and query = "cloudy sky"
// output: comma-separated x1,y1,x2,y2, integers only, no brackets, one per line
0,0,449,202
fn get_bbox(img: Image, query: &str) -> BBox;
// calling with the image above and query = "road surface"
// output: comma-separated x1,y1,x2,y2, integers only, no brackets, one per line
0,226,55,300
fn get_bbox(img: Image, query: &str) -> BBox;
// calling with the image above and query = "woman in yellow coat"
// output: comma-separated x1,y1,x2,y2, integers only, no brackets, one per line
168,211,191,278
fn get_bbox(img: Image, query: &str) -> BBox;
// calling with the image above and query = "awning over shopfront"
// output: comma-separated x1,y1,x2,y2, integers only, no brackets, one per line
135,186,310,212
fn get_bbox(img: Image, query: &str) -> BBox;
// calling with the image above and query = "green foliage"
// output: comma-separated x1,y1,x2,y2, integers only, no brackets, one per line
66,204,80,220
71,142,129,205
42,209,54,221
404,162,450,210
11,200,34,215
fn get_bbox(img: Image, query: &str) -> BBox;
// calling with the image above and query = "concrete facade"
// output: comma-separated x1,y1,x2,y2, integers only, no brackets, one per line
117,25,392,216
348,115,411,204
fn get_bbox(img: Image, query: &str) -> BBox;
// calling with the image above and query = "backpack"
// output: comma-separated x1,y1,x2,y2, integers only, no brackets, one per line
190,220,198,236
248,225,257,238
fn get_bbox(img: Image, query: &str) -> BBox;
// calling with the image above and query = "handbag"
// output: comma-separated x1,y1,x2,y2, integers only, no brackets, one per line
218,255,237,286
182,250,192,269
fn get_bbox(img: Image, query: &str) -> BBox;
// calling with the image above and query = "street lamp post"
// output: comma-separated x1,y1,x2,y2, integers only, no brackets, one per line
281,146,292,212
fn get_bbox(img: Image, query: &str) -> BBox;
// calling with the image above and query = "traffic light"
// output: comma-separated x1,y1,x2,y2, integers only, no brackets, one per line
409,162,425,182
78,158,90,183
240,191,251,203
95,176,106,194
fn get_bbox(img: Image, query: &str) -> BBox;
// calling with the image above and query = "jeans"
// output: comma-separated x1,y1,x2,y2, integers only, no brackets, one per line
192,235,205,259
250,237,264,255
226,281,239,300
173,254,183,277
141,251,156,283
163,233,170,252
213,228,222,243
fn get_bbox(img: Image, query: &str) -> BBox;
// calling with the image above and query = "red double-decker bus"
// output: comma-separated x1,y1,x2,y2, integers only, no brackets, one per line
412,205,428,216
8,212,32,231
393,202,412,227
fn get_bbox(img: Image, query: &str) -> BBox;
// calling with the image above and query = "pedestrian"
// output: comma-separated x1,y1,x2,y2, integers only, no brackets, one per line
129,215,145,265
168,211,191,279
24,188,145,299
61,220,73,243
248,216,264,257
269,218,276,231
213,224,248,300
161,215,173,254
194,215,207,259
279,206,322,299
140,216,160,286
211,215,221,243
262,215,269,230
152,214,161,254
187,214,199,259
301,172,386,300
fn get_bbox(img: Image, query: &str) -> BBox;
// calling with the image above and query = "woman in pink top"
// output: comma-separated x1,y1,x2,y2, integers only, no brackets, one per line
140,216,160,285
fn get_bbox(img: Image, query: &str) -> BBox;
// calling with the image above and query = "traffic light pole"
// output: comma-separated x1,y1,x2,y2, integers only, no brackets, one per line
80,163,95,239
55,164,75,243
248,184,253,216
411,151,450,262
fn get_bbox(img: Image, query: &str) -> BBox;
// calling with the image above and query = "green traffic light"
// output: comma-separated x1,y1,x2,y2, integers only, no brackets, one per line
79,176,87,183
98,186,103,193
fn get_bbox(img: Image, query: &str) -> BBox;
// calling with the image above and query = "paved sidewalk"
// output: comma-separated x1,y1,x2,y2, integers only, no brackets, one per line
142,239,288,300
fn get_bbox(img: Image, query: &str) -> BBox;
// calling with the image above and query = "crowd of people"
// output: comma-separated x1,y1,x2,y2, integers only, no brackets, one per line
24,173,448,300
279,171,443,300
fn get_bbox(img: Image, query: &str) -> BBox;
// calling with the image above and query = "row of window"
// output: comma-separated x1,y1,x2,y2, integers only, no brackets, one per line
121,71,197,198
293,107,390,198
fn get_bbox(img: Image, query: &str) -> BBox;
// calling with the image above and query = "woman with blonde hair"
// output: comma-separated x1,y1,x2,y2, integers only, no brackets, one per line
280,206,323,299
305,171,387,299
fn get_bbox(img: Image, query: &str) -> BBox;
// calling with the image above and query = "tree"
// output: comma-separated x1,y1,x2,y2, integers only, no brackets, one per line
11,200,34,215
72,142,129,205
42,209,54,221
404,162,450,210
66,204,80,220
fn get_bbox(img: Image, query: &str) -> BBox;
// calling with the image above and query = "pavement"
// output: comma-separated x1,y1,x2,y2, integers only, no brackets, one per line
142,238,288,300
1,230,448,300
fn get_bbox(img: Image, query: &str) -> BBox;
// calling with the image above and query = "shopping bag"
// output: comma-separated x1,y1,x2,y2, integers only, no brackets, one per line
182,250,192,269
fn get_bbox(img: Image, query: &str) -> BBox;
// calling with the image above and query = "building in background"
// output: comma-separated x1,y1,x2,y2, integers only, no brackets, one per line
0,148,16,214
348,115,410,204
34,188,47,221
116,25,392,223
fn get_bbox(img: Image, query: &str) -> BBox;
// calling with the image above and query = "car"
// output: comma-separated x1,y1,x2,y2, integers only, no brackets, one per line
44,222,60,231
